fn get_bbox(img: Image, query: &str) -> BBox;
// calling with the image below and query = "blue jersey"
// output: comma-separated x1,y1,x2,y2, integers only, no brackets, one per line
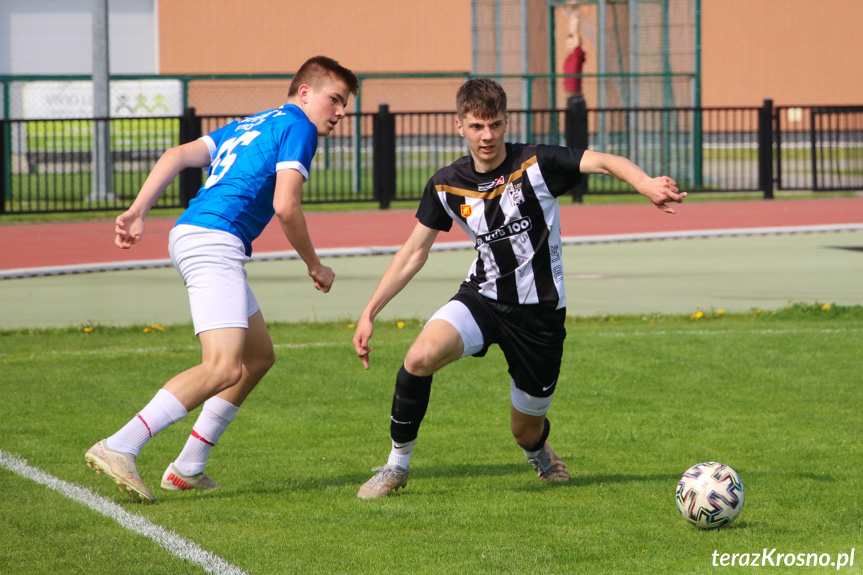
175,104,317,255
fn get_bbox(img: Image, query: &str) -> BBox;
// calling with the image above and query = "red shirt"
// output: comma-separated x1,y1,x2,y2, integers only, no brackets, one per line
563,46,586,94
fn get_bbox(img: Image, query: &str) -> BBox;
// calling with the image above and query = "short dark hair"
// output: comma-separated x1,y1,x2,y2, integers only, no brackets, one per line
456,78,507,120
288,56,359,98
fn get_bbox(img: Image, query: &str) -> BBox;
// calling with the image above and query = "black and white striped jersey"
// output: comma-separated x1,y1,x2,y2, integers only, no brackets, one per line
416,143,585,309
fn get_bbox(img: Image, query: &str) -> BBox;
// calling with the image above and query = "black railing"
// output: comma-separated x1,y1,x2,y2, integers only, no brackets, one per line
777,105,863,191
2,116,180,213
2,101,862,215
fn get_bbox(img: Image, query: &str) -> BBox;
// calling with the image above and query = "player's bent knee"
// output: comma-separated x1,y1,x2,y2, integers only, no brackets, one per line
404,334,462,376
219,367,244,392
262,352,276,373
201,360,244,392
248,348,275,376
404,345,445,376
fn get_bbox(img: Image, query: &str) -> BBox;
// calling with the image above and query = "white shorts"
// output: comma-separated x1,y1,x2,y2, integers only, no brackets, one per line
169,225,260,335
427,300,484,357
427,299,554,416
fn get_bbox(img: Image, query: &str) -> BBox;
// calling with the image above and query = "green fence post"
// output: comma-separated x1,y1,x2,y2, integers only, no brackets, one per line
0,119,6,214
353,79,362,195
693,0,703,188
182,77,189,110
2,80,10,208
548,4,557,111
547,4,559,142
525,76,533,143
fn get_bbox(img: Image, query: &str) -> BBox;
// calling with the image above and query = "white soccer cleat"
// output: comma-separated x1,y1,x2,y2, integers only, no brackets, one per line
160,463,221,491
357,465,410,499
527,441,570,482
85,439,155,504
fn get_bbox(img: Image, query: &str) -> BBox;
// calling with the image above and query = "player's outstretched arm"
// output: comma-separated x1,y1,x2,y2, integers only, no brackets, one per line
115,140,211,248
353,222,439,370
578,150,686,214
273,169,335,292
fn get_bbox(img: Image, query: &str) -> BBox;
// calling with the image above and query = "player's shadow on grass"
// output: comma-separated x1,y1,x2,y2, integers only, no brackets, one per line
511,470,684,493
320,463,681,492
172,463,710,501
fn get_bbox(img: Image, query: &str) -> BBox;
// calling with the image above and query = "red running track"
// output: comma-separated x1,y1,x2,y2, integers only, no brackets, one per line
1,198,862,271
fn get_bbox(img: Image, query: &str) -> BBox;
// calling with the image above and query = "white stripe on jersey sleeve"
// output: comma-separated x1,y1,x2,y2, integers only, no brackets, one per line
276,160,309,182
199,135,217,160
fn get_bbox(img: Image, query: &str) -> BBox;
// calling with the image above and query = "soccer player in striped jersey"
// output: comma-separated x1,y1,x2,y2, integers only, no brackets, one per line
353,78,685,498
85,56,358,504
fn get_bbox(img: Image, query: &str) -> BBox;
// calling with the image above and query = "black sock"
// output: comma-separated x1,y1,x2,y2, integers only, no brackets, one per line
390,365,433,444
525,418,551,453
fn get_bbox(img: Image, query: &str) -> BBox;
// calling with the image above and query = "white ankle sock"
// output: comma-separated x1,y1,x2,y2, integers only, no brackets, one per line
173,397,239,476
107,389,188,457
386,440,415,470
523,447,542,459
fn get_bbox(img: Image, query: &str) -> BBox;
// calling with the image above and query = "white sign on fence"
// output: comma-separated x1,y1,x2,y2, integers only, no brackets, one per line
10,79,183,119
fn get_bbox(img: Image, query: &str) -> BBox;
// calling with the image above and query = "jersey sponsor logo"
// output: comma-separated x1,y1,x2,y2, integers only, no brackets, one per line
475,216,532,247
236,108,286,131
460,204,473,218
550,244,561,263
505,182,524,205
478,175,505,192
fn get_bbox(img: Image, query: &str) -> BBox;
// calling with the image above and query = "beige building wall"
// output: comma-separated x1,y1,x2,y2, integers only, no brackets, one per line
159,0,863,112
159,0,472,113
702,0,863,106
159,0,471,75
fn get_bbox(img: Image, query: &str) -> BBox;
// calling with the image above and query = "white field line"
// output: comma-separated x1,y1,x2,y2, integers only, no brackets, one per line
45,340,349,357
0,449,247,575
587,327,862,337
2,328,857,362
2,224,861,280
0,339,415,361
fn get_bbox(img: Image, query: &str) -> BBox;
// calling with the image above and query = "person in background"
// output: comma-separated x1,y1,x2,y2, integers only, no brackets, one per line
564,1,587,105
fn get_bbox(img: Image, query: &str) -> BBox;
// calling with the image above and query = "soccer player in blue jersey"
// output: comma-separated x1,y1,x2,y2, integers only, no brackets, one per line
352,78,685,498
85,56,358,504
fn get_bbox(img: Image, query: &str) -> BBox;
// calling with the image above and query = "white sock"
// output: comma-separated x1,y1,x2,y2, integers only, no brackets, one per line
523,447,542,459
386,440,415,471
107,389,188,457
173,397,239,476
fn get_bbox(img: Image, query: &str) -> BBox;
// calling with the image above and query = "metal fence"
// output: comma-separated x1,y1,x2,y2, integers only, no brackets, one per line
2,102,862,215
776,105,863,191
3,116,180,213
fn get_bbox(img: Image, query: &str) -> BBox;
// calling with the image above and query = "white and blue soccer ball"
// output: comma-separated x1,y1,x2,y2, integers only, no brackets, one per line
676,461,745,529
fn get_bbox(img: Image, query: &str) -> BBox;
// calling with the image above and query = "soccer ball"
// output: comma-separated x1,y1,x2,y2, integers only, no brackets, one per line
675,462,745,529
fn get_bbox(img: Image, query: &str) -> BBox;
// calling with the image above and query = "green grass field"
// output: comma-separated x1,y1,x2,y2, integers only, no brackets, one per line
2,305,862,574
22,118,179,151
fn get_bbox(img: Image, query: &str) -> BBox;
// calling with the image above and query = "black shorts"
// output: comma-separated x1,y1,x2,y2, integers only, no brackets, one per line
449,282,567,398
